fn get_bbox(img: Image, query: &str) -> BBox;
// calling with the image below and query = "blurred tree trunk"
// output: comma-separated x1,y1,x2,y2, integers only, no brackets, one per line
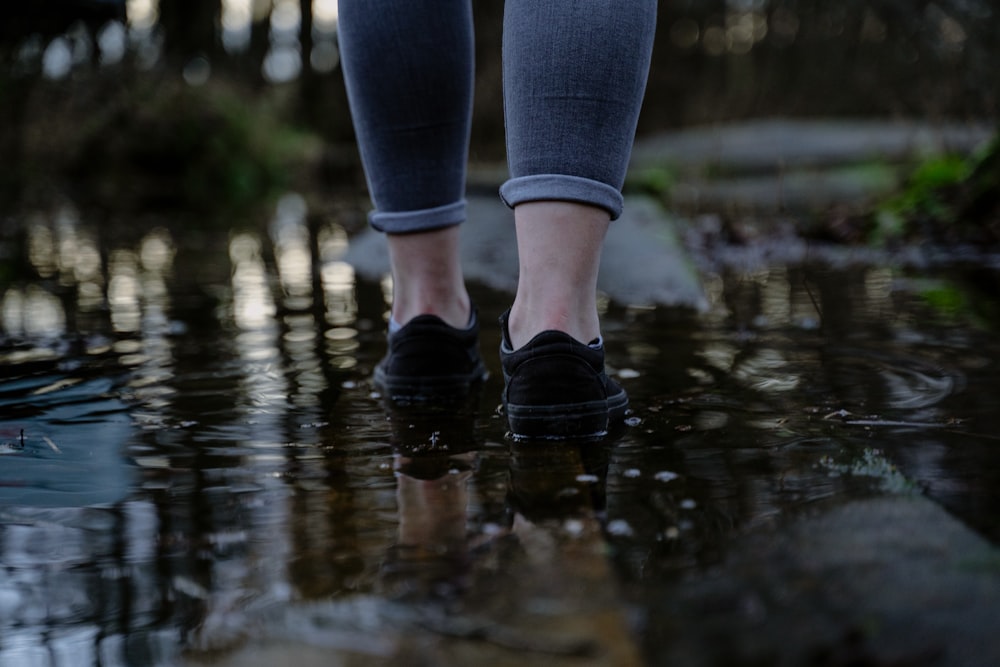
159,0,222,68
299,0,314,73
247,0,272,86
0,33,38,208
0,71,28,207
470,0,505,159
298,0,317,113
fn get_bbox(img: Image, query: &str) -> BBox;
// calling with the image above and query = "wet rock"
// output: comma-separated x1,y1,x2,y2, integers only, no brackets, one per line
629,119,994,218
647,495,1000,667
343,194,706,310
630,120,993,174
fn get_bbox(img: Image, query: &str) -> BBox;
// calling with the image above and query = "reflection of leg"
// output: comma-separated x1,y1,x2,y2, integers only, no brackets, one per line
395,458,472,547
382,454,474,601
337,0,474,328
498,445,641,663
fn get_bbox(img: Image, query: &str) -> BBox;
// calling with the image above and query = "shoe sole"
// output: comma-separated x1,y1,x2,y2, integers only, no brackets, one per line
505,392,628,441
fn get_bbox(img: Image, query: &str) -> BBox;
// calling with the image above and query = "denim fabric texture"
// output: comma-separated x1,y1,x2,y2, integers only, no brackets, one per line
337,0,657,231
337,0,475,233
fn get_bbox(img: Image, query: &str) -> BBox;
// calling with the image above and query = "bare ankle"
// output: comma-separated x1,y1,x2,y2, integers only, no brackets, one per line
507,201,608,347
507,299,599,349
386,226,470,329
391,292,471,330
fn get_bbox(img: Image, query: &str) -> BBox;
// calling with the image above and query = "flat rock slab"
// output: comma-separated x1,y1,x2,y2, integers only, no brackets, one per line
343,194,706,310
650,494,1000,667
666,164,901,214
630,119,995,214
630,119,994,173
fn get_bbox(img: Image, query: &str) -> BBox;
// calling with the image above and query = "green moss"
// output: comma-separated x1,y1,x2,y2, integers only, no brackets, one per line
873,155,972,243
818,448,917,495
919,283,968,318
626,166,677,198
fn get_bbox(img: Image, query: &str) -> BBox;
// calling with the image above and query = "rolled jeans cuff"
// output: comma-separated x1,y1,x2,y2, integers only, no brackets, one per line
370,199,467,234
499,174,624,220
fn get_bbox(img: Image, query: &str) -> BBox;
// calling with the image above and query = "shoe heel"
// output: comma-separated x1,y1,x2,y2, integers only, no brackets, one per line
505,400,610,441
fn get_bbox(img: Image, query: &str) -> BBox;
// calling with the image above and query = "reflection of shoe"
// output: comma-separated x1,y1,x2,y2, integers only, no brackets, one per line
499,310,628,440
387,401,479,458
374,310,488,402
507,442,608,520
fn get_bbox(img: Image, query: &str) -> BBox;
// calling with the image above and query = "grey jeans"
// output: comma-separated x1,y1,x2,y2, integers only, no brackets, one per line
337,0,656,233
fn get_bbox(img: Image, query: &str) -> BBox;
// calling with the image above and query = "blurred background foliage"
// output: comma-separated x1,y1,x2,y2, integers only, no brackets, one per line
1,0,998,228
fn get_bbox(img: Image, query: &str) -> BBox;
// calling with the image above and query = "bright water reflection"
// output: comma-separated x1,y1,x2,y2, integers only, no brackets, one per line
1,205,999,664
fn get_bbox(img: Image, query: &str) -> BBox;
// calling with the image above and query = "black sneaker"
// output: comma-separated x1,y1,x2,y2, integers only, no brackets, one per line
374,310,488,402
499,309,628,440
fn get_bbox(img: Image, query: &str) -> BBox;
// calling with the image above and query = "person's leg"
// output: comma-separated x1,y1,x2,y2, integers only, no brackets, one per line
337,0,475,330
338,1,486,400
385,225,468,329
507,202,608,349
500,0,657,348
498,0,656,438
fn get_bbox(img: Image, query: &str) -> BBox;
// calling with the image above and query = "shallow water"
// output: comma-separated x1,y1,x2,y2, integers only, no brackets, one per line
2,208,999,665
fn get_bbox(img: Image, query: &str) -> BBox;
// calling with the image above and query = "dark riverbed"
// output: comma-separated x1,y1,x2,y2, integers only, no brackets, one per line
2,203,999,665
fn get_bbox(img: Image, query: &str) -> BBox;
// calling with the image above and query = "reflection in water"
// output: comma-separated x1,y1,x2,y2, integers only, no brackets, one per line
384,452,475,602
1,285,66,338
230,232,275,332
880,365,955,409
0,349,142,663
109,248,142,333
1,206,999,662
271,193,312,306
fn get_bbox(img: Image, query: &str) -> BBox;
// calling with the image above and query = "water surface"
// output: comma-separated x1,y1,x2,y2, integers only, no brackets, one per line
2,206,998,664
